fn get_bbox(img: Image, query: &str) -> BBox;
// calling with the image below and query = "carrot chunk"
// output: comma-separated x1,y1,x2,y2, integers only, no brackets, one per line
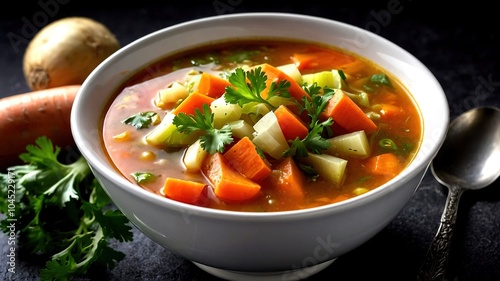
254,63,310,102
197,72,231,98
201,152,261,201
321,89,377,134
171,91,215,115
163,177,207,204
273,157,305,200
223,136,272,182
291,47,356,72
274,105,309,141
363,153,401,176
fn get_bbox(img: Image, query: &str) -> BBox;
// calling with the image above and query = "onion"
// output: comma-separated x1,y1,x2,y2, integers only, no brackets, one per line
23,17,120,90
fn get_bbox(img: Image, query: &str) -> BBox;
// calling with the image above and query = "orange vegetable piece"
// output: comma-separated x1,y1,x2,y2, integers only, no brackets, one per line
253,63,310,102
223,136,272,182
377,103,405,122
363,153,401,176
201,152,261,201
171,91,215,115
321,89,377,134
163,177,207,204
273,157,305,200
291,47,356,72
197,72,231,98
274,105,309,141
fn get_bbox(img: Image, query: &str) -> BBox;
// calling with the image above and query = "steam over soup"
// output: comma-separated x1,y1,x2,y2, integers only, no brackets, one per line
102,39,422,212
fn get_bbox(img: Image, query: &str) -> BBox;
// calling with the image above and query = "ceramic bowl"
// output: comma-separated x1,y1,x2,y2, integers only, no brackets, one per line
71,13,449,280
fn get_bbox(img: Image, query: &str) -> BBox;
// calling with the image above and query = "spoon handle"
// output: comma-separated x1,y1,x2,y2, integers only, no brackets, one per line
415,185,464,281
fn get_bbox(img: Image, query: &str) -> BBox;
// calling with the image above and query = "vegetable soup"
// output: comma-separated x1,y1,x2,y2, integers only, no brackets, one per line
102,39,422,212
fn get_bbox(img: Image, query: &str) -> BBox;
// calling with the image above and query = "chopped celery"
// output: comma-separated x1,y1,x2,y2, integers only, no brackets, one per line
210,95,242,129
302,153,347,187
326,130,371,158
155,82,189,108
183,139,208,172
277,63,303,84
241,103,272,124
344,91,370,108
302,69,347,89
145,112,201,147
252,111,289,159
227,120,255,140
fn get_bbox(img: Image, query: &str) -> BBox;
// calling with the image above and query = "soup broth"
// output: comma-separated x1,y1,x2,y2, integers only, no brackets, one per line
102,39,422,212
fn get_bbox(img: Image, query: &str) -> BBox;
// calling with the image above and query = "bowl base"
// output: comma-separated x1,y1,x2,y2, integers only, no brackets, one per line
193,259,335,281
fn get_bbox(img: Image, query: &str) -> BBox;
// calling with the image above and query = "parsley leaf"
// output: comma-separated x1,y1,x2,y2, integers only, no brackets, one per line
131,172,156,183
122,111,158,129
173,104,233,154
0,136,133,280
224,67,291,109
285,118,333,157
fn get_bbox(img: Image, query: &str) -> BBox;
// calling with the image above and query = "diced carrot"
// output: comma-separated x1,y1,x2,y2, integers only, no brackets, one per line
363,153,401,176
274,105,309,141
273,157,305,200
163,177,207,204
291,47,356,72
321,89,377,134
196,72,231,98
223,136,272,182
253,63,310,102
201,152,261,201
171,91,215,115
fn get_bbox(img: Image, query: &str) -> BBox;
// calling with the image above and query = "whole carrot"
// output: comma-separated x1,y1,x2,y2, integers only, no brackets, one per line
0,85,80,169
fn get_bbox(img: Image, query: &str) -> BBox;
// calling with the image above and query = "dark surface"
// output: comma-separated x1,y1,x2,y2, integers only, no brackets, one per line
1,1,500,280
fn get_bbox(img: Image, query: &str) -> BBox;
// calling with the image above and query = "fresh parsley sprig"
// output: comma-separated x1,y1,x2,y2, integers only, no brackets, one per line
173,104,233,154
0,136,133,281
224,67,291,109
284,84,336,158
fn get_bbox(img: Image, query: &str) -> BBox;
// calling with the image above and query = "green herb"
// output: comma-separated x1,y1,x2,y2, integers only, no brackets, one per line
173,104,233,154
0,136,133,281
370,73,391,86
379,138,398,150
224,67,291,109
284,84,335,158
122,111,158,129
131,172,156,183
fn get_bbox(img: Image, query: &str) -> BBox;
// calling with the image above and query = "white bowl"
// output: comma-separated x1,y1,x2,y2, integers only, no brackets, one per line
71,12,449,280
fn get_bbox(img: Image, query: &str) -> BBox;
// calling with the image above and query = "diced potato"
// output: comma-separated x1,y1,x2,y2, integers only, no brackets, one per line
155,82,189,108
227,120,255,140
183,139,208,172
252,111,289,159
326,130,370,158
210,95,242,129
302,153,347,187
277,63,303,84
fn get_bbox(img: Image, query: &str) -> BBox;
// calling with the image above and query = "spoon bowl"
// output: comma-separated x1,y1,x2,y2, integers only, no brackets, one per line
417,106,500,280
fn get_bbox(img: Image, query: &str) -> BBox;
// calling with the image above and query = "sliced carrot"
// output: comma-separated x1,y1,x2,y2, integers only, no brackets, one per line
223,136,272,182
0,85,80,169
273,157,305,200
201,152,261,201
253,63,310,102
291,47,356,72
196,72,231,98
321,89,377,134
274,105,309,141
163,177,207,204
171,91,215,115
363,153,401,176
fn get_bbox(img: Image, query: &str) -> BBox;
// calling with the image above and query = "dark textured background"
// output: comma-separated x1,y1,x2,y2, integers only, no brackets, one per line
1,1,499,280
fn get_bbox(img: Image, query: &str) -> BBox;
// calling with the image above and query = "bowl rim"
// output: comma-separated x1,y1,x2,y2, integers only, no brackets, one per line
72,12,449,220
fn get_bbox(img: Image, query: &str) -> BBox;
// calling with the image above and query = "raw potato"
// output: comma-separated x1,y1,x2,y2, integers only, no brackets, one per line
23,17,120,90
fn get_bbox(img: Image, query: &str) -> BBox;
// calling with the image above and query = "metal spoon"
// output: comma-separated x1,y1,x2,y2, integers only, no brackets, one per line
416,106,500,281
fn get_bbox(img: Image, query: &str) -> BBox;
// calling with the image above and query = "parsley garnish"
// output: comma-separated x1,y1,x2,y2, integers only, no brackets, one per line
0,136,133,280
224,67,291,109
173,104,233,154
122,111,158,129
131,172,156,183
284,84,335,157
